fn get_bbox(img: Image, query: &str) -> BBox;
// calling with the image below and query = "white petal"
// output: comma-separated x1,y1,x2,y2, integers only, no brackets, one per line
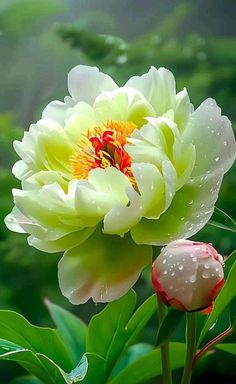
183,98,236,177
125,67,176,116
68,65,118,104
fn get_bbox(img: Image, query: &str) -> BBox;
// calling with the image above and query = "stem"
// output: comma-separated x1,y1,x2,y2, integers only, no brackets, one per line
157,296,172,384
194,326,232,365
181,312,196,384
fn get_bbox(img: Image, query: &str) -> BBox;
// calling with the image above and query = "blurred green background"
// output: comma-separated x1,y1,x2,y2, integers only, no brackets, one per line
0,0,235,382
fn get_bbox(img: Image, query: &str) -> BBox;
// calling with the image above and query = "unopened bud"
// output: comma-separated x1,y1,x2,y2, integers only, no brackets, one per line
152,240,224,312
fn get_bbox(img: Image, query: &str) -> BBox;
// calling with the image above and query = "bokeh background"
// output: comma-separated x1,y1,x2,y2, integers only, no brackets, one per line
0,0,235,382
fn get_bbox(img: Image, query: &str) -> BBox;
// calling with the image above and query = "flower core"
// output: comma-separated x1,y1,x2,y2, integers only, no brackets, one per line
71,120,137,183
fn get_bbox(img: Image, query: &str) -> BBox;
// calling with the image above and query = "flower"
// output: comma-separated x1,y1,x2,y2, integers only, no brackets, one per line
152,240,224,312
5,65,235,304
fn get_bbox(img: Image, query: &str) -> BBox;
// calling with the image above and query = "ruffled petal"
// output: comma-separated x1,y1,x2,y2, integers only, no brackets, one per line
42,97,75,126
125,67,176,116
182,98,236,177
68,65,118,104
58,230,152,304
131,171,223,245
13,119,73,181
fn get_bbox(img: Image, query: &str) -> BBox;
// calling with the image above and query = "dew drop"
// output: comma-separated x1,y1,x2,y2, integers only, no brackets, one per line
162,259,167,264
204,263,210,269
188,200,193,205
163,270,168,275
215,157,220,162
223,141,227,146
202,270,210,279
189,275,196,283
171,271,175,276
178,264,183,270
209,117,213,121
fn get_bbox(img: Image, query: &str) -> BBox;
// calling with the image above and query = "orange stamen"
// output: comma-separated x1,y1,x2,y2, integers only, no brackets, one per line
71,121,137,184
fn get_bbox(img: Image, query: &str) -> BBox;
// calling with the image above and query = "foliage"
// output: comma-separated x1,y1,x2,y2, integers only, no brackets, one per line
0,1,236,382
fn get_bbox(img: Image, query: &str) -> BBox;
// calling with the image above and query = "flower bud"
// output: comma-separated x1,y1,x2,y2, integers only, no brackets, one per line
152,240,224,312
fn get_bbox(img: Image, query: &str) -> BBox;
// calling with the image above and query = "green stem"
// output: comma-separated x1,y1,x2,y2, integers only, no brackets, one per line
157,296,172,384
181,312,196,384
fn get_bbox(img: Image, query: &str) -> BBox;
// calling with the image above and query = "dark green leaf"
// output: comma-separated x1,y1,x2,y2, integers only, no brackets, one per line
109,343,186,384
45,299,87,365
10,376,44,384
198,257,236,345
224,250,236,279
156,308,185,346
208,207,236,233
215,343,236,355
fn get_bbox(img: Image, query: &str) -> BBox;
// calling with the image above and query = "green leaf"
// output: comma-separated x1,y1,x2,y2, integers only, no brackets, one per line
10,376,44,384
112,343,153,377
81,353,106,384
86,290,137,377
0,339,88,384
0,346,66,384
208,207,236,233
45,299,87,365
156,308,185,346
67,355,88,383
198,257,236,345
0,310,73,371
109,343,186,384
224,250,236,279
124,294,157,348
86,291,156,380
215,343,236,355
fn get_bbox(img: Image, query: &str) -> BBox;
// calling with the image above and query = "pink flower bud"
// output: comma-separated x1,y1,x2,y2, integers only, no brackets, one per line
152,240,224,312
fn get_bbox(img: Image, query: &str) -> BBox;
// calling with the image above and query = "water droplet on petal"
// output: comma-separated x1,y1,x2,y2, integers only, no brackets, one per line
162,259,167,264
171,271,175,276
202,270,210,279
178,265,183,270
215,157,220,162
188,200,193,205
189,275,196,283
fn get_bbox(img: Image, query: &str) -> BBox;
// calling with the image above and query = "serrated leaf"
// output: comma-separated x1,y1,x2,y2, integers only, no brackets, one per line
156,308,184,346
109,343,186,384
198,257,236,345
45,299,87,365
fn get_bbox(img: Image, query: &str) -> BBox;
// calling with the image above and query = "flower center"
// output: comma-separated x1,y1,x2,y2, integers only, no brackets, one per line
71,120,137,183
